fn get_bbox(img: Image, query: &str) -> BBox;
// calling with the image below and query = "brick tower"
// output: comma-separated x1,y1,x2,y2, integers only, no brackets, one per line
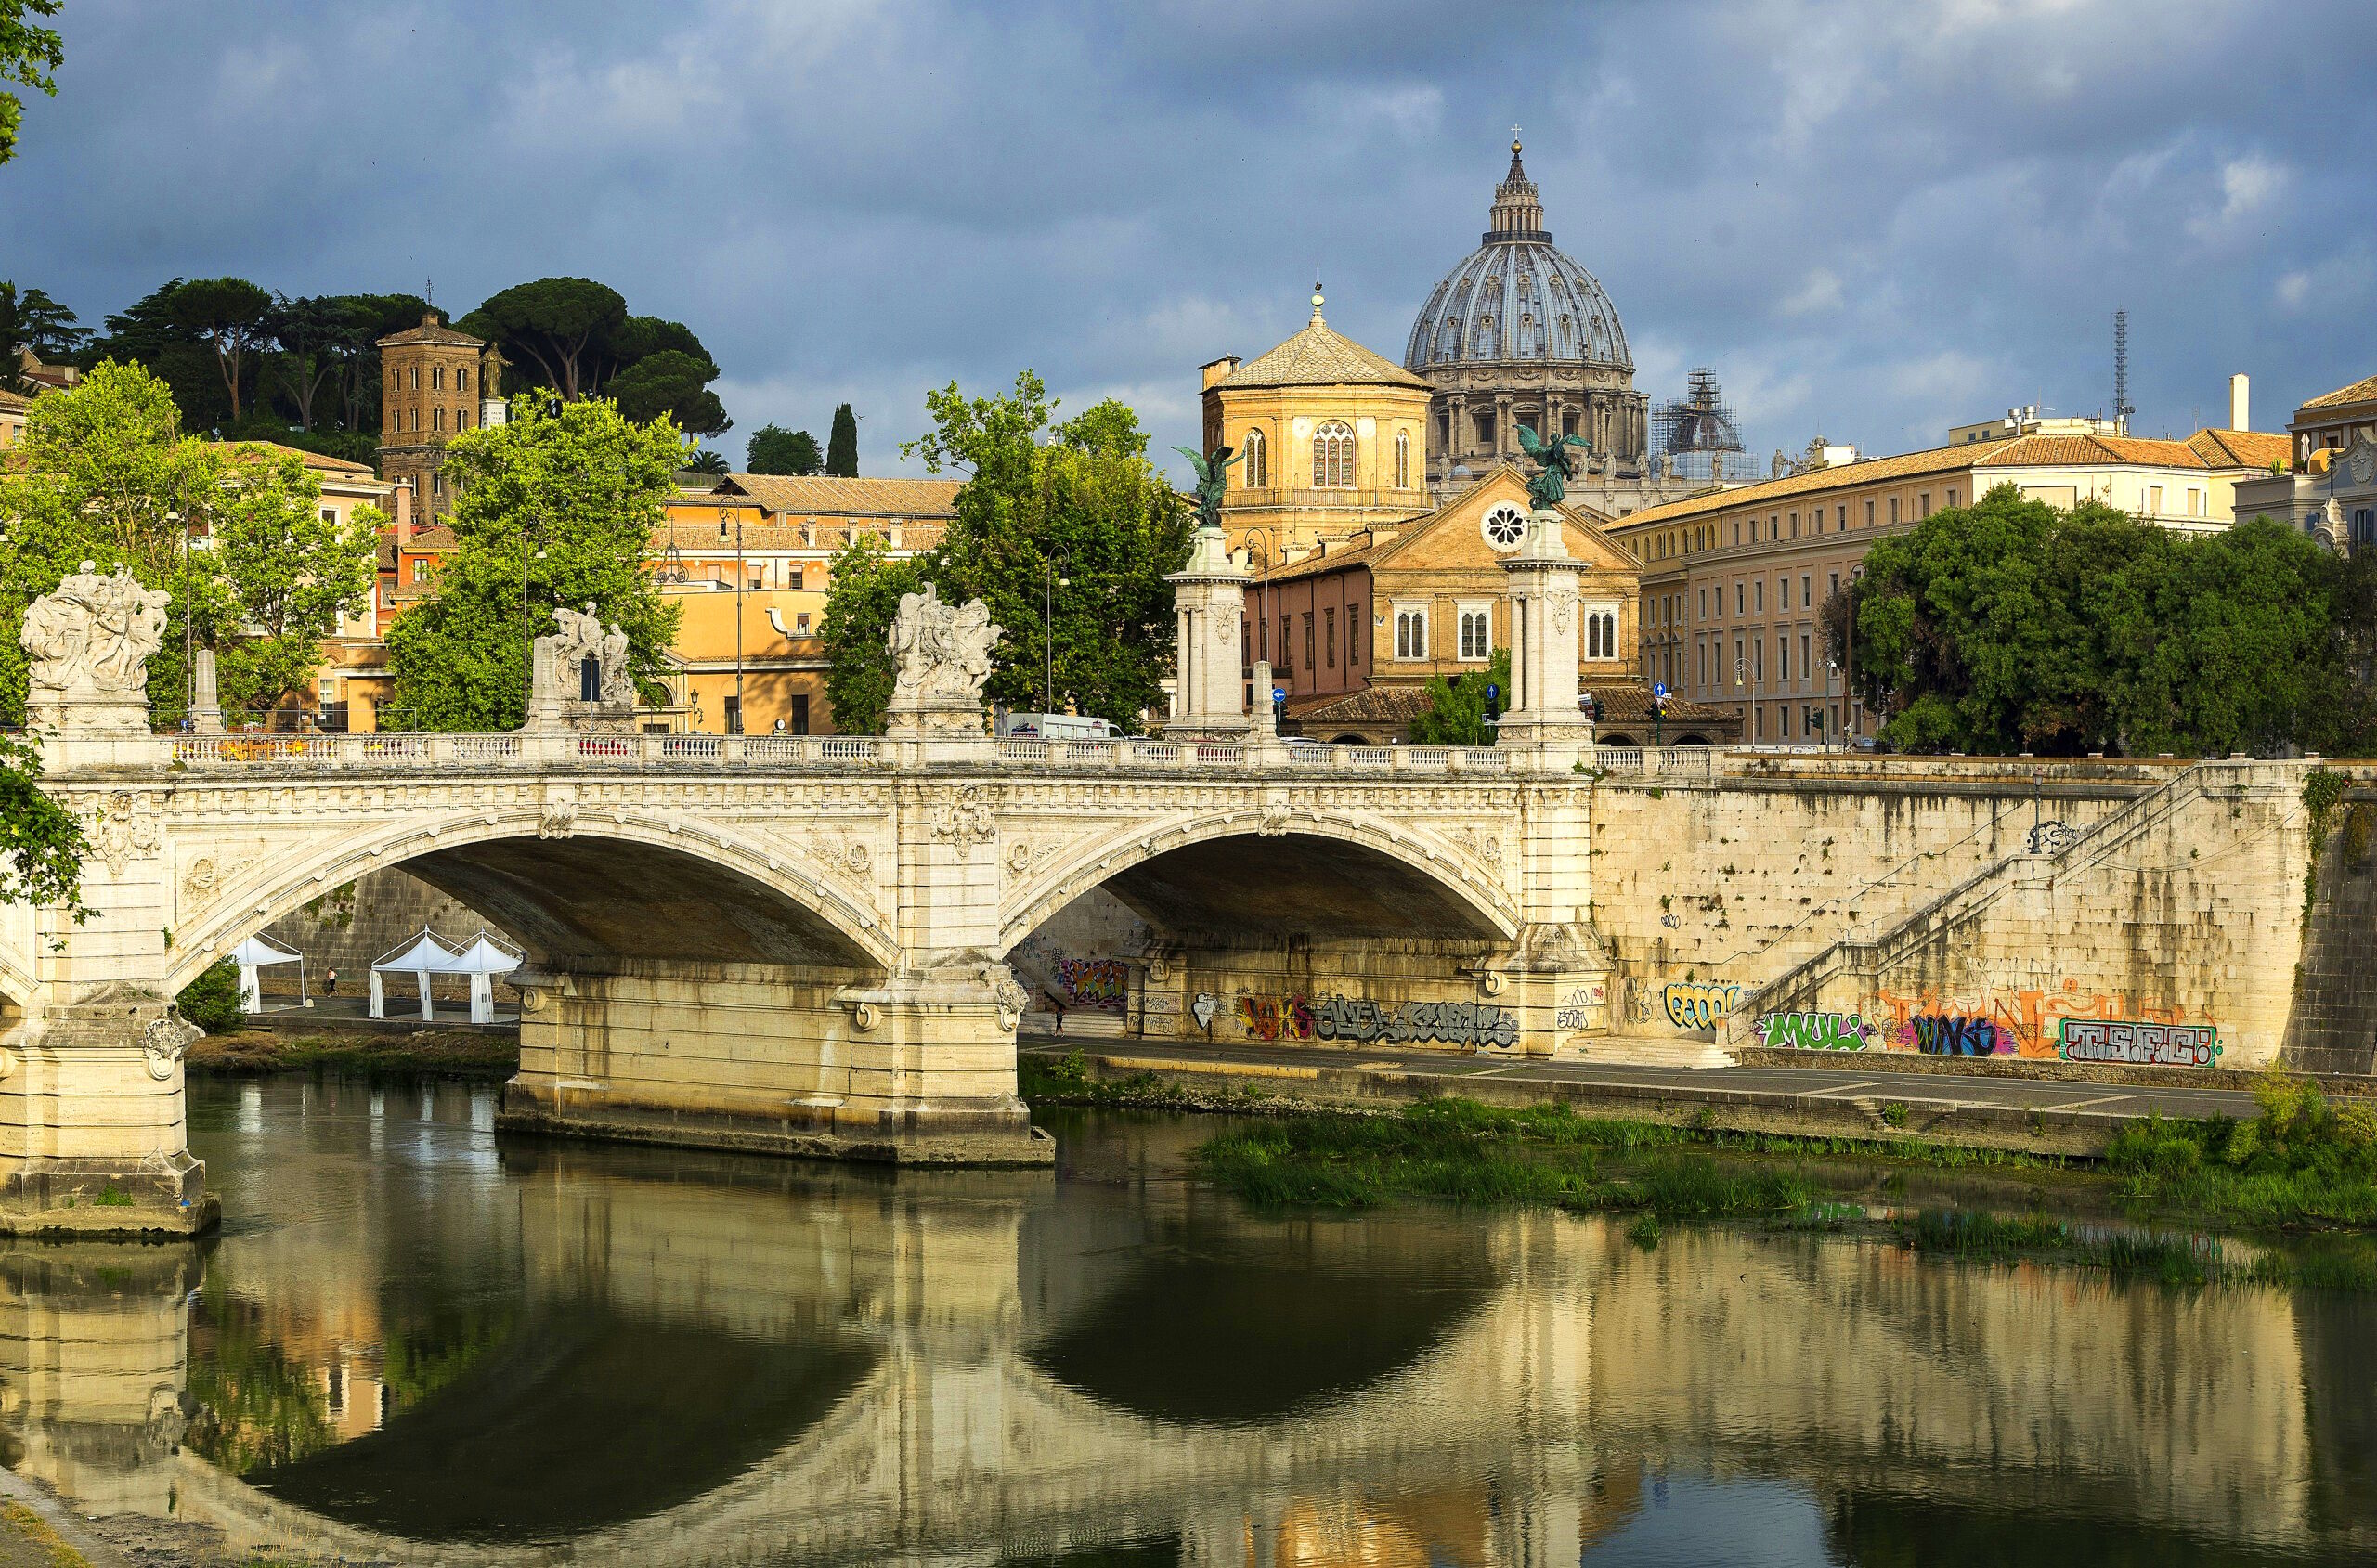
376,313,503,520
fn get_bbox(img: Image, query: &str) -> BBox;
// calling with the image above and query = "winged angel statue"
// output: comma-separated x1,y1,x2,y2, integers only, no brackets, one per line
1515,424,1591,510
1172,445,1244,532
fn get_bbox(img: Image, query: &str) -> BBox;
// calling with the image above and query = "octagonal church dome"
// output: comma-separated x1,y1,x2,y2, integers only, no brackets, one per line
1405,141,1631,375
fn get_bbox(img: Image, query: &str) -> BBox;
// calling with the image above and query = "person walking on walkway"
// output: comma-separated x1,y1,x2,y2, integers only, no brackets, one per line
325,966,338,998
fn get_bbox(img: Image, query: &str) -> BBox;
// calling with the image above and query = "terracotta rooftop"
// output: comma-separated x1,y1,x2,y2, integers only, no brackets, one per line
650,519,945,553
2187,427,2292,470
1216,307,1430,392
376,313,486,350
2301,372,2377,411
217,439,382,477
0,385,31,413
1614,428,2275,531
709,473,963,517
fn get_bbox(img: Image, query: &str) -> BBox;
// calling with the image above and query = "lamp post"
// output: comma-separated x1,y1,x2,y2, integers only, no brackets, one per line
171,505,192,730
1239,525,1285,681
519,514,545,718
1043,551,1071,714
724,506,745,734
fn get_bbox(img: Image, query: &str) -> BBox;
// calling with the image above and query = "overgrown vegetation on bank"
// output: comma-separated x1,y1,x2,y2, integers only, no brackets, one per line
188,1029,518,1082
1172,1081,2377,1291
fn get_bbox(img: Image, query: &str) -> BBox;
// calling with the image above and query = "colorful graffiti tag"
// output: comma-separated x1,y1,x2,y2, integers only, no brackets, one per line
2059,1019,2221,1068
1898,1014,2002,1056
1554,984,1605,1031
1051,955,1129,1011
1662,981,1741,1031
1869,981,2215,1061
1236,992,1520,1049
1754,1011,1875,1051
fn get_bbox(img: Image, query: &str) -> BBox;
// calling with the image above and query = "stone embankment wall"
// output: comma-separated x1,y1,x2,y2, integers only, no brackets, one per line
2284,783,2377,1074
1720,761,2310,1068
1591,756,2163,1042
256,868,519,1003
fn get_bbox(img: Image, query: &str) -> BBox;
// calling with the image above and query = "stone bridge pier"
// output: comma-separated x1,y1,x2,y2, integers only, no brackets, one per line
0,513,1614,1235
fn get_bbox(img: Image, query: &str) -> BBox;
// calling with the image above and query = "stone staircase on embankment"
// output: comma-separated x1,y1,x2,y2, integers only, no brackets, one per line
1716,759,2311,1067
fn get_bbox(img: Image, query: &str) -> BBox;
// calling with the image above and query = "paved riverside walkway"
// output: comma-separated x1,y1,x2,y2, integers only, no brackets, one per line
1019,1036,2278,1155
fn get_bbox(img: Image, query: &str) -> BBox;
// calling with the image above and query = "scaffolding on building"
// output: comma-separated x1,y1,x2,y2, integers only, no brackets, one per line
1653,369,1760,483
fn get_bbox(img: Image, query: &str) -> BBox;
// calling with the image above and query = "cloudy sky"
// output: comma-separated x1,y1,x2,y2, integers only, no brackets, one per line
5,0,2369,483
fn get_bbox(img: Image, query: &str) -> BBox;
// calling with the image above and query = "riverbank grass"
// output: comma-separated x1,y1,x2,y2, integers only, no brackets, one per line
188,1029,519,1082
2105,1071,2377,1228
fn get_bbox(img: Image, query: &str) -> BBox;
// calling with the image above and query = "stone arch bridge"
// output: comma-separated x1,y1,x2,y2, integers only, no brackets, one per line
0,725,1606,1232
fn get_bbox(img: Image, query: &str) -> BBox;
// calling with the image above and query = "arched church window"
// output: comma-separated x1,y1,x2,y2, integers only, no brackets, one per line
1395,432,1410,489
1242,428,1266,488
1313,421,1356,489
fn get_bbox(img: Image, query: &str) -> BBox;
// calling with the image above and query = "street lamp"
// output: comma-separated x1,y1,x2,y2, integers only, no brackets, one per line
519,515,546,717
169,506,192,731
724,507,745,734
1043,551,1071,715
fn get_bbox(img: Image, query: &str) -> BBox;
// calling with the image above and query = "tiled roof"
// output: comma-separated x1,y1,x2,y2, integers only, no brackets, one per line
0,385,32,412
710,473,963,517
1263,536,1392,584
217,439,380,476
1582,680,1734,728
377,316,485,349
2187,428,2292,470
1284,685,1428,723
650,519,945,553
2302,373,2377,411
1217,315,1430,391
1613,429,2267,531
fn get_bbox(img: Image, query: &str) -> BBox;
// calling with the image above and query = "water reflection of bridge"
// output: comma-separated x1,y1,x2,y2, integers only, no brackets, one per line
2,1121,2371,1566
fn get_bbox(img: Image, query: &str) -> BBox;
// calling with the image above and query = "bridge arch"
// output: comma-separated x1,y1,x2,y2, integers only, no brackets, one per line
166,807,896,994
999,807,1520,954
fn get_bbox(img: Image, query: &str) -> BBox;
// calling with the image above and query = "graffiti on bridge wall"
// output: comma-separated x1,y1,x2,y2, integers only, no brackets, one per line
1754,1012,1877,1051
2059,1019,2222,1068
1869,981,2218,1061
1554,985,1606,1032
1237,992,1521,1049
1663,982,1741,1031
1051,956,1129,1012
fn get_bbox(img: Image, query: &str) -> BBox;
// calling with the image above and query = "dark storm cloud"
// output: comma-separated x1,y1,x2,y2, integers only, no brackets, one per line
5,0,2370,479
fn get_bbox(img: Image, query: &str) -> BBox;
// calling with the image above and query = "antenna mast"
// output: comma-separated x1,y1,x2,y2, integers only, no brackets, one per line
2112,310,2133,434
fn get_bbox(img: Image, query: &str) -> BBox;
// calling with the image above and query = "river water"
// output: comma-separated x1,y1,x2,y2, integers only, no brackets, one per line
3,1073,2373,1566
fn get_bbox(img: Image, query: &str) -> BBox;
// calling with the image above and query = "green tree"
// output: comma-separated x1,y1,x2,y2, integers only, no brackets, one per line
166,278,275,423
383,395,682,731
819,538,929,734
174,957,246,1033
0,0,63,165
1407,648,1512,746
1840,484,2366,757
746,423,822,475
85,279,234,428
0,280,84,386
0,363,377,728
825,403,859,477
682,447,728,475
457,278,627,401
0,733,95,924
210,445,378,717
606,348,730,436
263,293,349,432
907,373,1190,729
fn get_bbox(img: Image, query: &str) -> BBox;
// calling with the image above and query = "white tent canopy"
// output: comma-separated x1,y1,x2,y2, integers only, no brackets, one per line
433,930,524,1024
368,928,522,1023
369,928,461,1022
230,932,305,1013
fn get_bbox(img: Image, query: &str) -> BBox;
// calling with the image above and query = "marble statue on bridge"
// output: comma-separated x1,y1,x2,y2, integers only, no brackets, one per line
887,582,1000,736
526,602,639,731
19,561,171,732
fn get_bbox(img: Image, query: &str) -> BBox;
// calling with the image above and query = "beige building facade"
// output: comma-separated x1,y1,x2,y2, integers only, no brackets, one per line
1613,428,2292,745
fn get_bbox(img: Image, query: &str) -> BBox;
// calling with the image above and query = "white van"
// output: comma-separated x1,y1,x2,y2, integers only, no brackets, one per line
999,712,1118,741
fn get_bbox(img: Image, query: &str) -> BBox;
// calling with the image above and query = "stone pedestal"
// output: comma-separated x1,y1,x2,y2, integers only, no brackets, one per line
1163,525,1253,743
0,990,215,1237
1499,508,1596,768
188,648,224,734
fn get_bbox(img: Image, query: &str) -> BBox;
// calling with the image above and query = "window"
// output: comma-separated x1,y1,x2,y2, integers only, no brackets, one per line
1474,410,1496,447
409,366,419,390
1302,611,1315,670
458,368,470,393
1698,587,1708,619
1734,521,1741,545
1864,499,1876,526
458,408,470,430
1481,504,1528,550
1889,498,1901,525
1800,575,1811,605
1754,580,1763,613
790,694,810,735
1243,428,1267,487
1828,572,1839,597
1754,639,1764,681
1325,607,1337,667
1801,633,1812,682
1780,636,1790,683
1837,506,1846,530
1395,605,1428,659
2147,485,2164,513
1312,421,1356,488
1919,492,1931,518
1585,611,1617,659
1458,603,1491,661
319,508,336,525
410,559,427,582
1348,609,1361,666
432,366,443,390
435,408,447,433
1782,706,1792,738
430,472,442,497
724,694,742,735
1789,511,1799,538
1395,431,1410,489
795,612,811,635
789,566,805,590
1781,577,1790,610
1947,487,1958,508
1734,583,1744,615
